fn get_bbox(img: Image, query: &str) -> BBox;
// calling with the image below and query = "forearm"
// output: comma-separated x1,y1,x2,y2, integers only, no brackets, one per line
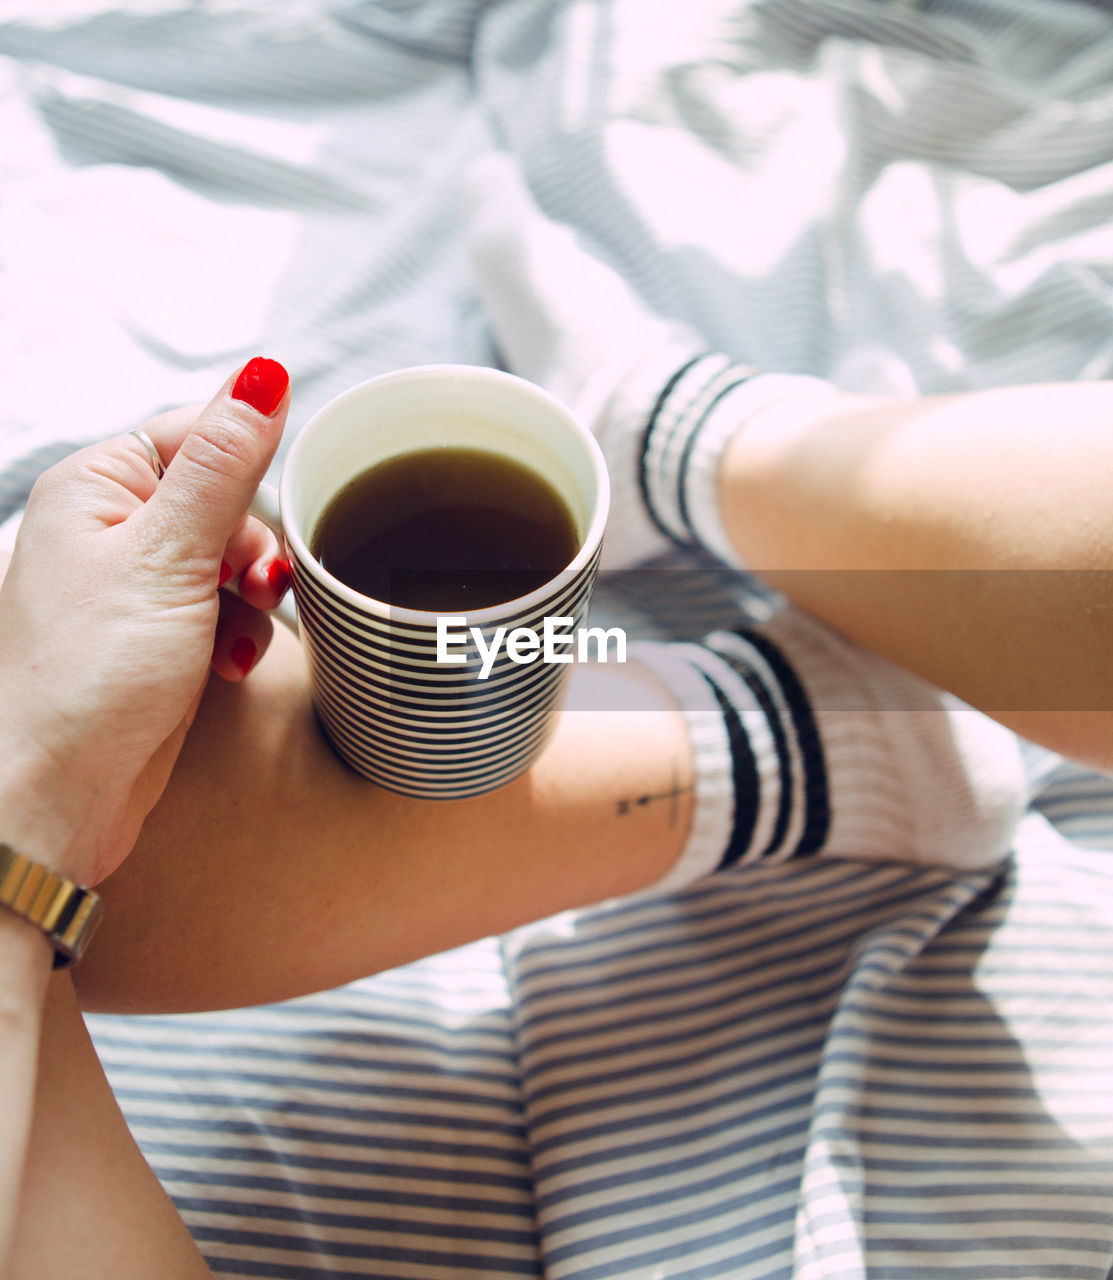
0,746,210,1279
721,381,1113,769
0,918,50,1273
0,728,87,1275
10,973,213,1280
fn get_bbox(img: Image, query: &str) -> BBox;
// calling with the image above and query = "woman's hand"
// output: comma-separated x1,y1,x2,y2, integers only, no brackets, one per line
0,358,291,887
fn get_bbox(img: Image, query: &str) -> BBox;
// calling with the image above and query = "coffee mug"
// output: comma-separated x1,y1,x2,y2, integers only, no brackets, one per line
251,365,609,800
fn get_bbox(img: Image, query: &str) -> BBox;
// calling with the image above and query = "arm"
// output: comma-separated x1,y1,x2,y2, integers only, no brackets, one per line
0,779,212,1280
0,363,696,1274
0,919,50,1268
9,969,214,1280
0,361,292,1279
721,381,1113,770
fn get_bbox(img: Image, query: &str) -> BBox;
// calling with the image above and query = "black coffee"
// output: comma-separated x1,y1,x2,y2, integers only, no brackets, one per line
311,447,580,611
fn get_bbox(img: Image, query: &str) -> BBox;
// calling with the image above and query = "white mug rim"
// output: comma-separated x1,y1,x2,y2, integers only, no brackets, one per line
279,364,609,627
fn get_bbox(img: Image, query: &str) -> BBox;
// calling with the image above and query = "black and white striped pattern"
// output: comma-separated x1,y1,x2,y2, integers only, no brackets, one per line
638,601,1024,888
503,819,1113,1280
292,553,599,800
87,810,1113,1280
276,364,608,801
638,353,754,549
89,949,544,1278
678,627,832,869
632,355,842,568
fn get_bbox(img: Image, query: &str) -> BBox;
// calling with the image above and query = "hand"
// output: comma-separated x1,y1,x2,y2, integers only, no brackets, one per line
0,359,291,886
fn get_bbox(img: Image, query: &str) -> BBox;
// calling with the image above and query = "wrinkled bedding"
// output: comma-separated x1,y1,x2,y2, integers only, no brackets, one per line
4,2,1113,1276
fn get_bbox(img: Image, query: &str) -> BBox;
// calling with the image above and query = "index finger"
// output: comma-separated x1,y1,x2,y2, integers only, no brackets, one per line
138,403,208,462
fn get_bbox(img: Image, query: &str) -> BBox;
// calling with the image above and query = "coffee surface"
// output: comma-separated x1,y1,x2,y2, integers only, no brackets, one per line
312,447,579,610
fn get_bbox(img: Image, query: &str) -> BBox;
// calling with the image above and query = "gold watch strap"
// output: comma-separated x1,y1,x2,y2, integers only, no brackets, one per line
0,842,103,968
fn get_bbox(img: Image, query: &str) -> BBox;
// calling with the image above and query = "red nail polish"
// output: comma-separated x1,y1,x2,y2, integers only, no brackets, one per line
218,560,232,587
231,357,289,417
230,636,257,677
266,557,291,596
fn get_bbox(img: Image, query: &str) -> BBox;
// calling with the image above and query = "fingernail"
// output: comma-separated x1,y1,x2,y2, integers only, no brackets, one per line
266,557,291,596
231,357,289,417
230,636,258,677
218,560,232,587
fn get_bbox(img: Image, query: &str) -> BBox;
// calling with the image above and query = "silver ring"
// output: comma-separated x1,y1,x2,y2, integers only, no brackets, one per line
128,428,166,481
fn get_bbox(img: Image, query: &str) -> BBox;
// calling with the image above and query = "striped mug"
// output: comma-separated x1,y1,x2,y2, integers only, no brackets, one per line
252,365,609,800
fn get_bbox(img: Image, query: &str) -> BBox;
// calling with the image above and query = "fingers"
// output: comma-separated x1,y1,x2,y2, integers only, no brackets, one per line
142,357,290,561
211,589,274,683
220,515,290,612
138,404,206,460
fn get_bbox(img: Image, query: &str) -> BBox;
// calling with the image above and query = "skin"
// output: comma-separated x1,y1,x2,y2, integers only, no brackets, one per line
0,366,694,1275
0,363,295,1277
8,634,693,1278
73,631,694,1014
719,381,1113,770
6,363,1113,1276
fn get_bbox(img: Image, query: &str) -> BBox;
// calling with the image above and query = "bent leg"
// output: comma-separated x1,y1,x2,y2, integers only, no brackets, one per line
717,383,1113,766
74,622,696,1013
75,600,1028,1016
468,160,1113,767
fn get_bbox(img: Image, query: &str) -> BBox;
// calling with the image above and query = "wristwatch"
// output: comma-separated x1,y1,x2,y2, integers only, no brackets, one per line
0,842,103,967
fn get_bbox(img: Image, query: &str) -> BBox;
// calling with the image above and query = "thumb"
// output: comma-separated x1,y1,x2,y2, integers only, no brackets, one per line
145,357,290,557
